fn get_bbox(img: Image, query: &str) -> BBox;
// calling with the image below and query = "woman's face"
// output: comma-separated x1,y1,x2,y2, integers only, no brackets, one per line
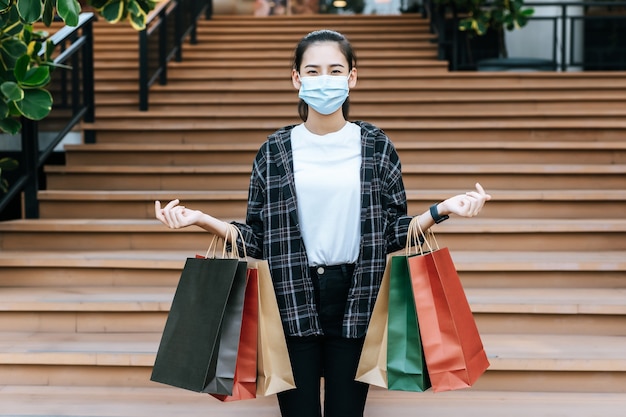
292,42,357,89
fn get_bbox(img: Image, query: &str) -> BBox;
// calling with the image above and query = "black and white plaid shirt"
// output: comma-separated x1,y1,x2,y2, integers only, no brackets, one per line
233,121,412,338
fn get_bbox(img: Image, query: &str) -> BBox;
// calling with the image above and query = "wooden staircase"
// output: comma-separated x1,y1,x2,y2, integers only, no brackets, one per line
1,13,626,416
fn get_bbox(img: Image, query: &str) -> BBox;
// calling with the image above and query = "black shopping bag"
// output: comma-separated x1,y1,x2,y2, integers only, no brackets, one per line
150,256,247,393
203,260,248,395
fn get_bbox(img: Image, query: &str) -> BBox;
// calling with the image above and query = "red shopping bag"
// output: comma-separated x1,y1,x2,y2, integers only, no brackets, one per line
211,267,259,402
407,220,489,392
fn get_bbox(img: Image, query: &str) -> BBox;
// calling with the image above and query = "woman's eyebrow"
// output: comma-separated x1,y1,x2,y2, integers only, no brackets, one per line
303,63,346,68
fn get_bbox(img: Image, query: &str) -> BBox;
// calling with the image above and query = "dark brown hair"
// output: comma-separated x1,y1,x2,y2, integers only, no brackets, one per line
293,30,357,122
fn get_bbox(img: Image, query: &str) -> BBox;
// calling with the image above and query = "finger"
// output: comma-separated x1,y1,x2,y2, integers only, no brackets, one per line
155,200,166,222
475,182,492,200
163,205,181,228
164,199,180,210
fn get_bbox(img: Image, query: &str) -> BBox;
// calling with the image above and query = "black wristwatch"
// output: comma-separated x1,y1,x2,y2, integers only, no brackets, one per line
430,203,449,224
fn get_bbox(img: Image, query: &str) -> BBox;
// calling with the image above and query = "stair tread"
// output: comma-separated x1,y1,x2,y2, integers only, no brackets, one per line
82,119,626,129
37,189,626,202
467,288,626,314
0,286,622,314
0,286,174,311
0,332,624,370
62,141,626,151
43,163,626,174
0,250,624,272
0,385,624,417
2,218,626,232
92,107,626,118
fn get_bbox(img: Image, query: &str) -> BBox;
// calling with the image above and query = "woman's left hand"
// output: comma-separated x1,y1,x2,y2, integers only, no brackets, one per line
440,183,492,218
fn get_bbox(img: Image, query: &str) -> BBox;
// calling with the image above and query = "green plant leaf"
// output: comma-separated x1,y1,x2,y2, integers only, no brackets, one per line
43,0,56,26
136,0,157,13
89,0,110,9
22,66,50,88
17,0,43,23
0,157,19,170
1,81,24,102
7,101,21,116
57,0,81,26
0,116,21,134
0,98,8,118
101,0,125,23
2,39,28,57
0,0,11,13
13,55,29,82
14,88,52,120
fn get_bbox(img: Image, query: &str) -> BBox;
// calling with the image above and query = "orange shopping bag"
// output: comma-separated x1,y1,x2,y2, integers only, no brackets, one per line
406,218,489,392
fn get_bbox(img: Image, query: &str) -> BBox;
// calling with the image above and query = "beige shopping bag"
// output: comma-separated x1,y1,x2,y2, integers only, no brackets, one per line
355,256,391,388
253,259,296,396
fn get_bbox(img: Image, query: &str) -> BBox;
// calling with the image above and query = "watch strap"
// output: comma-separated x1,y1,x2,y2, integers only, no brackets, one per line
430,204,449,224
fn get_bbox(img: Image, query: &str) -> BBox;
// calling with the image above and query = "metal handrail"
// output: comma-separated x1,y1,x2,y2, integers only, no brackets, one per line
138,0,212,111
0,12,95,218
426,0,626,71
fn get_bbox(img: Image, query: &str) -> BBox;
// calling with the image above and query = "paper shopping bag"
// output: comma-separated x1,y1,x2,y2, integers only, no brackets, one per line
386,255,431,392
355,256,391,388
150,256,245,393
211,267,259,401
408,222,489,392
254,259,296,396
201,259,248,396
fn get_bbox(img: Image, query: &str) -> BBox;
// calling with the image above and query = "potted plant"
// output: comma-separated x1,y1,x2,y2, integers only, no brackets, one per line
432,0,537,69
0,0,158,194
456,0,534,59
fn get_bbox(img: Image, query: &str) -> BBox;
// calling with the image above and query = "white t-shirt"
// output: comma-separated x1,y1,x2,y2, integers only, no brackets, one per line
291,122,362,266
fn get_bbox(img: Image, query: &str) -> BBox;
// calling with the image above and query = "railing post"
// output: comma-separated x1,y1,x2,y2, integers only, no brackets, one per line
139,29,149,111
21,117,39,219
205,0,213,20
561,4,567,71
190,0,198,45
159,8,168,85
175,0,184,61
82,15,95,143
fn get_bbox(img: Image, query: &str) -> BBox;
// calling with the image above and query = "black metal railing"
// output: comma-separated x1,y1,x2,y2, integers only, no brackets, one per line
139,0,212,110
425,0,626,71
0,12,95,219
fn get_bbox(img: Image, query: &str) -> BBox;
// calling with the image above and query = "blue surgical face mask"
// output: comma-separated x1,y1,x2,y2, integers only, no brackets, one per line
298,75,350,115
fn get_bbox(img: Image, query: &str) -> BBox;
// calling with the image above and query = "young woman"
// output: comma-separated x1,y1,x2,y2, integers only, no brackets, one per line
155,29,491,417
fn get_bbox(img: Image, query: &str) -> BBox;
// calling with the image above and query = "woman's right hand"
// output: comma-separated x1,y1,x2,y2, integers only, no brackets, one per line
155,199,205,229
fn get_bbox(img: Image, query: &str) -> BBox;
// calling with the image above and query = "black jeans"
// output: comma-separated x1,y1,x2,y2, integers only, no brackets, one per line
277,264,369,417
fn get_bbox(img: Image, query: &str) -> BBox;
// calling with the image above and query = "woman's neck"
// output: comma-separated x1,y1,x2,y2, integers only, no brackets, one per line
304,112,347,136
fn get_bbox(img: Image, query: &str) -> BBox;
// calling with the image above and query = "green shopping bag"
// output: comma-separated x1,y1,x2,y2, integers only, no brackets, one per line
386,254,431,392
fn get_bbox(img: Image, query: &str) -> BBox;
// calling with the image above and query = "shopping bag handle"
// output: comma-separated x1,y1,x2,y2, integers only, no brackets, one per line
407,216,440,256
226,223,248,260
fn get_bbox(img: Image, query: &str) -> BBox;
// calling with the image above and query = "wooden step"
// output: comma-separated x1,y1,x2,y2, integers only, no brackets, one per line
1,250,624,289
42,163,626,191
36,189,626,220
0,285,622,335
92,87,626,105
86,126,626,144
0,385,625,417
136,77,626,92
1,219,625,251
0,331,623,391
62,142,626,165
93,102,626,117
